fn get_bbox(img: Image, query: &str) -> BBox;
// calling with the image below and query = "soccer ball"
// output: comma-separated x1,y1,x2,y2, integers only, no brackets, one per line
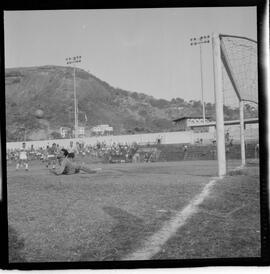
34,109,44,119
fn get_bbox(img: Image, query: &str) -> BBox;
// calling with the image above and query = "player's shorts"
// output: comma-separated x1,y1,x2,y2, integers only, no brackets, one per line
68,152,75,158
47,154,56,160
18,156,28,164
19,155,27,160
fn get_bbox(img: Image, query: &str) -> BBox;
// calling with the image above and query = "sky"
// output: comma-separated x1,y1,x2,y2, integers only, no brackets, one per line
4,7,257,103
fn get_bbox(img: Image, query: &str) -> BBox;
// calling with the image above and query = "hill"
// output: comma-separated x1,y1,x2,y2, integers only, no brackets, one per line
5,66,257,141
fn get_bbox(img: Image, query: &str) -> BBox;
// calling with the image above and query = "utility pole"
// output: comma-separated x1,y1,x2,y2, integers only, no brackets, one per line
190,35,210,124
66,56,82,138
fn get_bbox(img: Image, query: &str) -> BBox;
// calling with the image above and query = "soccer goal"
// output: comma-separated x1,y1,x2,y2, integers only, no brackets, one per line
212,33,258,177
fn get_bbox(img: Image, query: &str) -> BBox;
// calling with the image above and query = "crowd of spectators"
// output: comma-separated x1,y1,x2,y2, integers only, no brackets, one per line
6,141,139,164
76,141,139,163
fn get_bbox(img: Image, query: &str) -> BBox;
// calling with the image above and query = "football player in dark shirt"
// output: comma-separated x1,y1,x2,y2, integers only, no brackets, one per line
50,149,101,175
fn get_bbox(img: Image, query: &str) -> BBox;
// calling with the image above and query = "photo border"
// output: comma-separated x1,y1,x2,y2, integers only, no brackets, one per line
0,0,269,270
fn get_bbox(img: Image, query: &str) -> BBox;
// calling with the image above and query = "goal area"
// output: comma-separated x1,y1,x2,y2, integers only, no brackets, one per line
212,33,258,176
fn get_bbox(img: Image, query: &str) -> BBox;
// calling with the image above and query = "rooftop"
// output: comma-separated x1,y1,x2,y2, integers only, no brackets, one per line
172,116,212,122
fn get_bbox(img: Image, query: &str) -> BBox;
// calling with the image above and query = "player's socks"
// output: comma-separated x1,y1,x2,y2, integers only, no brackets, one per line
25,163,29,171
16,163,20,170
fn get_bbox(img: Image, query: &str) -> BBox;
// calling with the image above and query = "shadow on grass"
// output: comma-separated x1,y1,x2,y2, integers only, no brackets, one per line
79,206,170,261
8,225,26,262
79,206,145,261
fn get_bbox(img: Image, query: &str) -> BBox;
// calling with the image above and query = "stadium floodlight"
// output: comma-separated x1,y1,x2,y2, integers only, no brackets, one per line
65,56,82,138
190,35,210,124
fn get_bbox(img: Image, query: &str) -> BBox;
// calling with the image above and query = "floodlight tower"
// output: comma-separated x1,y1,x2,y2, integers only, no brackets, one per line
190,35,210,124
66,56,81,138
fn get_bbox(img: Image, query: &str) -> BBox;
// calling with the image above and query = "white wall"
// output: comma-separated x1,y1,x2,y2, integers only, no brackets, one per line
6,124,258,151
6,130,216,150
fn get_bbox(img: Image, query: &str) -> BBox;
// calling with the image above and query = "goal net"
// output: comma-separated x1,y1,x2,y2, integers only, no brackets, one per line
221,35,258,104
212,34,258,176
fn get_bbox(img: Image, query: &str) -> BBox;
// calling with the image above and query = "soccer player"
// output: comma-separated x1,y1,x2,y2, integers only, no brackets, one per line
50,149,101,176
16,142,29,171
68,141,78,159
46,143,58,169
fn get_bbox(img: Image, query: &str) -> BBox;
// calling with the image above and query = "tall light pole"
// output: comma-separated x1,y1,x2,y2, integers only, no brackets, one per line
66,56,81,138
190,35,210,124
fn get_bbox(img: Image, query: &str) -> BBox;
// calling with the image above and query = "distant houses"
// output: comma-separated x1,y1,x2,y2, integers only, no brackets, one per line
90,124,113,136
59,126,85,138
59,124,114,138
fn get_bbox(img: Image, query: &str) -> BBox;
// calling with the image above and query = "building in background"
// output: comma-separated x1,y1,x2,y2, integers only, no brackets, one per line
90,124,113,136
173,116,212,132
174,116,259,143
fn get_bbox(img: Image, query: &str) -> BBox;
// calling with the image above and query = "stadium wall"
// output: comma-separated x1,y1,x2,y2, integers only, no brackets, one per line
6,123,258,150
6,131,215,150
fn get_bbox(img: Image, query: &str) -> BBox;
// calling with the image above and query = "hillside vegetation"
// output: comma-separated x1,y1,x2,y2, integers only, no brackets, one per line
5,66,257,141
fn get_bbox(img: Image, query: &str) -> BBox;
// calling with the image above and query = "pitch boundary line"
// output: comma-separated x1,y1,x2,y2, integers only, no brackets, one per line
122,177,220,260
122,165,244,261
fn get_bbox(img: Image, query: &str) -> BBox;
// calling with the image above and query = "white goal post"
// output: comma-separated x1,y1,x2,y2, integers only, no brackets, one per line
212,33,258,177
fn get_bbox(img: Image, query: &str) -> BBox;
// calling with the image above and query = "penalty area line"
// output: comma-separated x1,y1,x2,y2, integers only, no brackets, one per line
122,175,223,261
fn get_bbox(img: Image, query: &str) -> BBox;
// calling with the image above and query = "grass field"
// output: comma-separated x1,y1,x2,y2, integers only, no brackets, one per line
7,159,261,262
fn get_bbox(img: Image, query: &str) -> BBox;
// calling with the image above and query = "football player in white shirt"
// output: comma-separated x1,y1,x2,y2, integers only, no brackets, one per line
68,141,78,160
16,142,29,171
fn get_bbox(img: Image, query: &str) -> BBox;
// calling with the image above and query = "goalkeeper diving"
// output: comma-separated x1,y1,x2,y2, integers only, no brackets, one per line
50,148,101,175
